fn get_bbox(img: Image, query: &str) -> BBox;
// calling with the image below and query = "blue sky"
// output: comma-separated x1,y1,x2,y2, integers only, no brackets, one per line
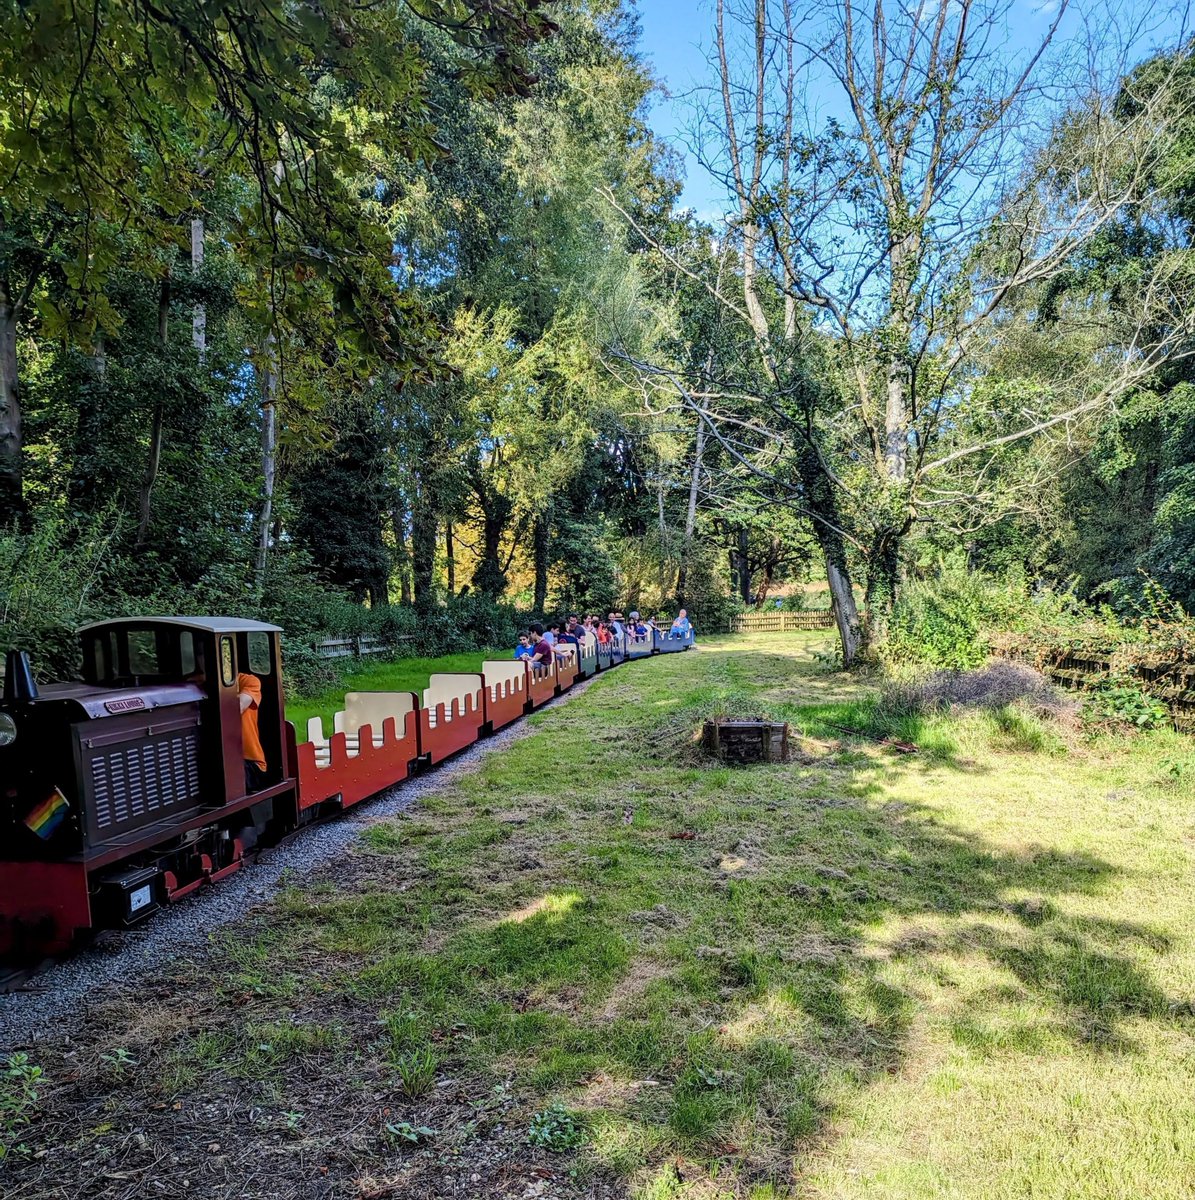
636,0,720,214
634,0,1193,219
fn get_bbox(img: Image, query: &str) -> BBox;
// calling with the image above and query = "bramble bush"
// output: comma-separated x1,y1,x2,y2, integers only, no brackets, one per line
1084,678,1170,729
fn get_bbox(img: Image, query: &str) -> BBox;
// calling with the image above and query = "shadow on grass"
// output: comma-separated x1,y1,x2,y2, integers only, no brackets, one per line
307,765,1175,1194
319,649,1181,1192
11,639,1176,1200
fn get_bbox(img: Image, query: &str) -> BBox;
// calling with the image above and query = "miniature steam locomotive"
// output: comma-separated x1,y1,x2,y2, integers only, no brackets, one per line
0,615,693,965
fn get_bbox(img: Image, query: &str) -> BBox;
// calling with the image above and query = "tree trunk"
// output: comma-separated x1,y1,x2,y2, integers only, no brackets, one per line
472,506,508,598
735,527,752,606
796,447,862,668
191,218,206,361
754,539,781,607
863,529,901,650
533,511,550,613
368,562,389,608
254,337,278,597
445,520,456,596
827,560,862,668
677,413,706,605
136,275,171,547
392,504,413,605
885,353,910,483
0,285,22,521
70,336,107,506
411,481,436,608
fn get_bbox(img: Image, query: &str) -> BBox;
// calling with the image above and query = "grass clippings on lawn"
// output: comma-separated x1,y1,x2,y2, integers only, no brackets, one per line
4,632,1195,1199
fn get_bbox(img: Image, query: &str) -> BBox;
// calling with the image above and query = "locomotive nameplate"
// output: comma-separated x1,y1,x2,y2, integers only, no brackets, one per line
104,697,147,714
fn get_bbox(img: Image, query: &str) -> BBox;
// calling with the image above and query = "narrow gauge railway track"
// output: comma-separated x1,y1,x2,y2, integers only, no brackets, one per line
0,616,694,1005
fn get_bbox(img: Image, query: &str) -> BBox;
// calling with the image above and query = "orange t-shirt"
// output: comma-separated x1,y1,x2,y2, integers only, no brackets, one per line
237,673,267,771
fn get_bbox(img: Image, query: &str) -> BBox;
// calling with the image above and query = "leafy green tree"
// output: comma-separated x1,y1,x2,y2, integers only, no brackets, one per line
0,0,556,516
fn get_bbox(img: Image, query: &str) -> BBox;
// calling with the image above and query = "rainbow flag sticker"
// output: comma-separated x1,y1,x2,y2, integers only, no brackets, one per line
24,788,69,840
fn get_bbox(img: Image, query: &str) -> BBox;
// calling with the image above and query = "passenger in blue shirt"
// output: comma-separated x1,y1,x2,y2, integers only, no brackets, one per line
514,634,534,660
669,609,692,639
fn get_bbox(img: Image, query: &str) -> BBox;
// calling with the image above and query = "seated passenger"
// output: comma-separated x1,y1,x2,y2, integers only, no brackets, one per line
608,611,624,640
543,623,558,647
514,633,534,660
595,621,612,646
670,609,692,639
628,612,649,641
528,623,554,668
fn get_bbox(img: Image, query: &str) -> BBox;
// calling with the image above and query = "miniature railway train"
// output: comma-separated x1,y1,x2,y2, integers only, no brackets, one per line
0,616,695,964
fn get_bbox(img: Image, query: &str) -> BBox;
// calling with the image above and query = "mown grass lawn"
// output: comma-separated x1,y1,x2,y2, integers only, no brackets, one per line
10,633,1195,1199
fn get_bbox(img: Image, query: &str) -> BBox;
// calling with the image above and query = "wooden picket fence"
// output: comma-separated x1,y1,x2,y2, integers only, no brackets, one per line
727,610,836,633
315,635,397,659
999,642,1195,732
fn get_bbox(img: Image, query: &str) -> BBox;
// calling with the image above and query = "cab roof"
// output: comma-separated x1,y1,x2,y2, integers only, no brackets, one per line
78,616,283,635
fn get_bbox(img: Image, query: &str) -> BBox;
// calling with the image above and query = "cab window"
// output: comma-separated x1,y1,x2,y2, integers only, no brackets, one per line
219,637,235,687
127,630,160,676
89,636,106,680
179,631,196,677
247,632,272,676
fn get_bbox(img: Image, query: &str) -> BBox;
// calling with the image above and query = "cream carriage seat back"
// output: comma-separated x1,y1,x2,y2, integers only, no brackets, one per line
422,674,482,728
482,661,526,702
307,692,415,763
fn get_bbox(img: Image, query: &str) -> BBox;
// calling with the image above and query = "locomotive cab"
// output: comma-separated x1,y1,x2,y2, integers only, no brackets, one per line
0,617,298,963
79,617,290,805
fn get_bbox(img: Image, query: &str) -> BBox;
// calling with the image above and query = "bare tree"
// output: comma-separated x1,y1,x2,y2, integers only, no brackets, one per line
607,0,1195,663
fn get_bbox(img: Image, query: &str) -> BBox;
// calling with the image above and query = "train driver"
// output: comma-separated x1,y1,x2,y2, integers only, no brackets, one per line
238,672,268,793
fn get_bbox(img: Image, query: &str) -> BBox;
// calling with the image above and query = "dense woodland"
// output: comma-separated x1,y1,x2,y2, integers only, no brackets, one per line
3,0,1195,686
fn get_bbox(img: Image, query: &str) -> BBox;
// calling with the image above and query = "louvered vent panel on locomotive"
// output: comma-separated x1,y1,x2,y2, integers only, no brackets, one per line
77,710,204,845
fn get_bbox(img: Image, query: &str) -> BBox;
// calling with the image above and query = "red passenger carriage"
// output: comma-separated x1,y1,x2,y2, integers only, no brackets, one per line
0,611,693,966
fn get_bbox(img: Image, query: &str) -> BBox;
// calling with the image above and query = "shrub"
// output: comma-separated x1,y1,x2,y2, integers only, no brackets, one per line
887,567,1031,669
280,641,343,698
1084,678,1170,730
879,662,1062,718
0,511,118,678
374,604,420,650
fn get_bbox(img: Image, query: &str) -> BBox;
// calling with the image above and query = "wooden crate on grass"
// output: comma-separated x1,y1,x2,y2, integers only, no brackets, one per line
703,718,789,763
